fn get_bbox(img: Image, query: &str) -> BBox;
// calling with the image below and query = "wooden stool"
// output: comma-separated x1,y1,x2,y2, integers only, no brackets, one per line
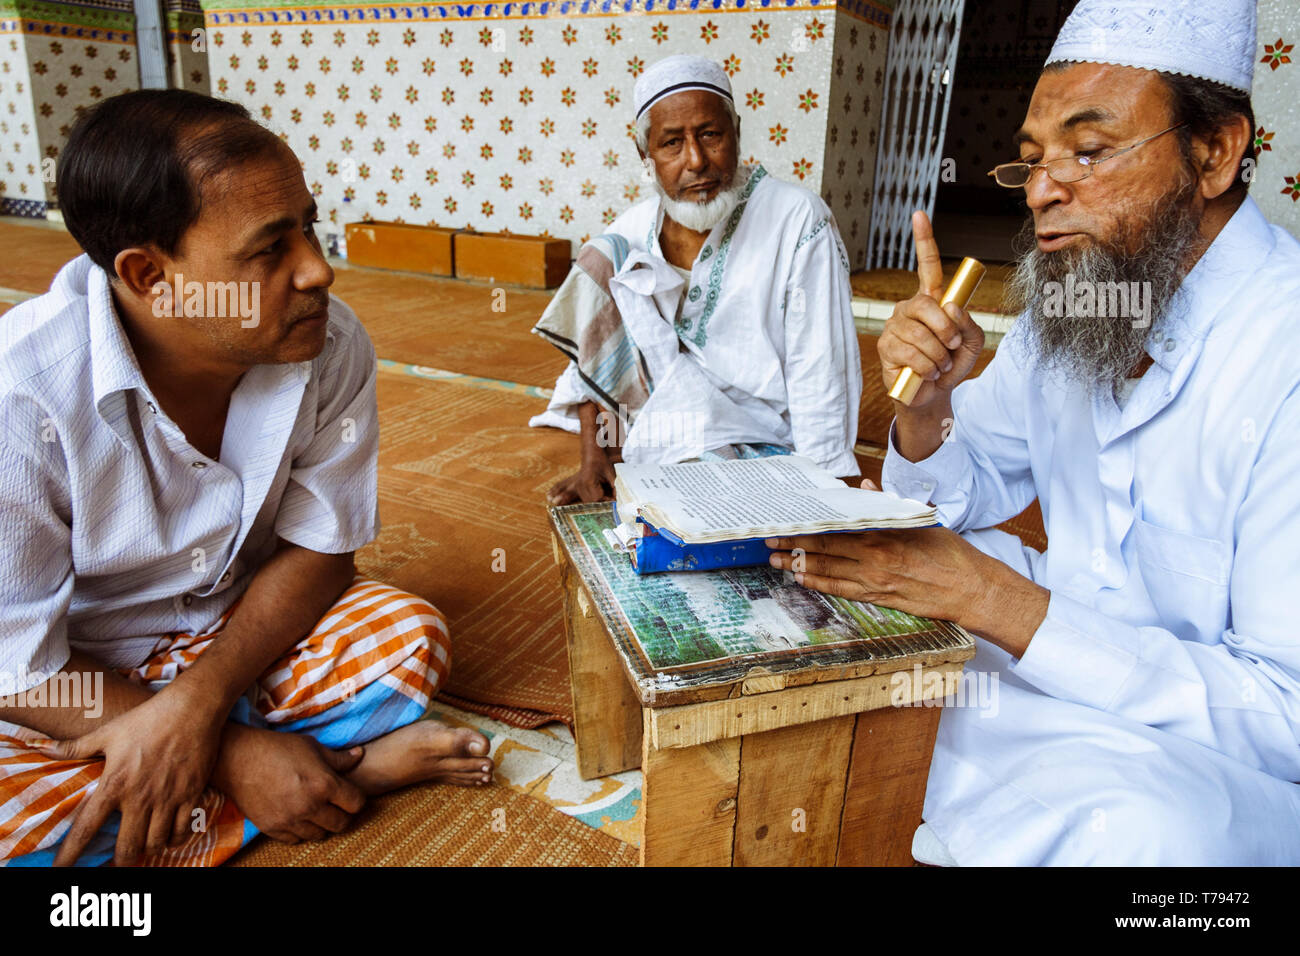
550,502,976,867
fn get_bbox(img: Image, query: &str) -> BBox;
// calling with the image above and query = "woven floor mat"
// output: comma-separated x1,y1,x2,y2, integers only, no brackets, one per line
330,265,567,389
228,777,636,866
359,369,577,725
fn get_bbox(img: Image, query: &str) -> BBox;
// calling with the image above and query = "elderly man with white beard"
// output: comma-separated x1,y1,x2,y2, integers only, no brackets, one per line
531,55,862,503
766,0,1300,865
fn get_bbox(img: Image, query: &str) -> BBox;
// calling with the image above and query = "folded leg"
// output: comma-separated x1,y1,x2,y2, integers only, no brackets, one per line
0,576,451,867
919,528,1300,865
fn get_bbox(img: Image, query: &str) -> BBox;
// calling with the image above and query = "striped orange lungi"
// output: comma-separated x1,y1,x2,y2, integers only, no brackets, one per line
0,576,450,867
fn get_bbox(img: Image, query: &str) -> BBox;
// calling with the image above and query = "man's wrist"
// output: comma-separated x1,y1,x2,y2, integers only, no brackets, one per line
893,400,953,462
580,438,613,463
210,722,263,796
163,669,240,725
961,555,1050,658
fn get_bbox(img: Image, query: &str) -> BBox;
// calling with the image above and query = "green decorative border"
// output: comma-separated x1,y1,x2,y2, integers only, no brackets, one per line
793,215,828,253
686,162,766,348
199,0,892,28
0,0,134,31
167,8,204,29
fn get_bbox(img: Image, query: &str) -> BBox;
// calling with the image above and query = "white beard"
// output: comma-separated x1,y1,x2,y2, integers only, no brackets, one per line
653,164,751,234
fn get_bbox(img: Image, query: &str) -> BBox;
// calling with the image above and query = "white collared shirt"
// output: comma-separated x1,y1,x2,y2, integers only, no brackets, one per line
884,195,1300,784
0,255,379,693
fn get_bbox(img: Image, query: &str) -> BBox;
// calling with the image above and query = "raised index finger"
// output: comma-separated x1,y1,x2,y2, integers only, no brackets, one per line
911,210,944,300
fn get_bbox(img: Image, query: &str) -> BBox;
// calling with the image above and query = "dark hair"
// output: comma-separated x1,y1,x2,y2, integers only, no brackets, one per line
56,89,289,274
1159,71,1255,199
1040,62,1255,199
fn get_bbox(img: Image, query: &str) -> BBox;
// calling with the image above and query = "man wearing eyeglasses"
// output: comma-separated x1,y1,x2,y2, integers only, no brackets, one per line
766,0,1300,864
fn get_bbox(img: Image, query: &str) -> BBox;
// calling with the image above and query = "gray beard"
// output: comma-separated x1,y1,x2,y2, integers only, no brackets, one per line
1004,183,1205,394
654,164,750,233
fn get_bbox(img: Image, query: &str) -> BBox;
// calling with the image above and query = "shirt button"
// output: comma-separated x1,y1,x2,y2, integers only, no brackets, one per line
192,461,207,469
182,595,193,607
1163,339,1176,352
146,401,157,413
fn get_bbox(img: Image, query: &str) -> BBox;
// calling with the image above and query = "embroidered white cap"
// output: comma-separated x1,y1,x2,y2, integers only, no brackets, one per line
634,55,733,121
1045,0,1257,94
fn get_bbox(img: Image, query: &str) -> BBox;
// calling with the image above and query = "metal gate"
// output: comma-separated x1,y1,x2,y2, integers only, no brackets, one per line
865,0,968,269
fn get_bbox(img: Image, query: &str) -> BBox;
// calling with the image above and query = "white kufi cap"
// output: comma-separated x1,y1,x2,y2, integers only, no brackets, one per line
634,55,733,121
1045,0,1257,94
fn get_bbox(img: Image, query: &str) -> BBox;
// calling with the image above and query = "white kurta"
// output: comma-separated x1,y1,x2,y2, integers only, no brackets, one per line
534,165,862,476
883,196,1300,864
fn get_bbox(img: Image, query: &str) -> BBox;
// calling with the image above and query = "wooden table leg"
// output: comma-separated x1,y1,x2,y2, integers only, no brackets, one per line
640,710,741,867
559,544,644,780
836,702,944,866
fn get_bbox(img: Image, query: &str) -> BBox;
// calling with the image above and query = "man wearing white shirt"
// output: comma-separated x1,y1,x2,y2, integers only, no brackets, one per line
533,55,862,503
0,90,491,867
767,0,1300,864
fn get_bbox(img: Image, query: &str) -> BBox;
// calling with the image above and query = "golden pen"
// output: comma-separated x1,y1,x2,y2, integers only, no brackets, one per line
887,257,987,406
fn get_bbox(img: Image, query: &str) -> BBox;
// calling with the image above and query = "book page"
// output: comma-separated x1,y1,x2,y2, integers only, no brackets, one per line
616,455,842,504
657,486,930,539
616,456,933,542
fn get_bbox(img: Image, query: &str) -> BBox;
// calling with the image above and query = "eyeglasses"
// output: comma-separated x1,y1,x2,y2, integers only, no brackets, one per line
987,123,1185,188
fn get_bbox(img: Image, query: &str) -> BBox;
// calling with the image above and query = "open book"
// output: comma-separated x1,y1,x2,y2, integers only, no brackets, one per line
612,455,937,547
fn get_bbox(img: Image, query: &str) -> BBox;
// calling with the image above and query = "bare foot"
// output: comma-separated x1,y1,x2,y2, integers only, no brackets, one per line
346,720,493,794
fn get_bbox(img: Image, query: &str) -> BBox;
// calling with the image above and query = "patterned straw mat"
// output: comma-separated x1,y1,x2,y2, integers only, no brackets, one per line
0,220,81,291
228,777,637,866
361,370,576,726
331,266,565,388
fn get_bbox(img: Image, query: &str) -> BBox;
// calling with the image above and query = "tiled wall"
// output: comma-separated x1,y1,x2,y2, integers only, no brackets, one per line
0,0,140,215
168,0,211,92
0,0,219,216
0,19,47,214
821,7,887,261
6,1,1286,253
200,0,892,265
1255,0,1300,236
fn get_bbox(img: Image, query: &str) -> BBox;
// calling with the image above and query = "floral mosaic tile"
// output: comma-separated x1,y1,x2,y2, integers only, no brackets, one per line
200,0,892,264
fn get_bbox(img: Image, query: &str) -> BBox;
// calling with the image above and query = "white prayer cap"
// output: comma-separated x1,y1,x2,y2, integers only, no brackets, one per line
634,55,733,121
1045,0,1257,94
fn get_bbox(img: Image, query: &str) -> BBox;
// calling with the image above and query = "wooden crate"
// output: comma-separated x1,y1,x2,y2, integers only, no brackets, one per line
344,221,455,276
453,231,571,288
549,503,977,867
